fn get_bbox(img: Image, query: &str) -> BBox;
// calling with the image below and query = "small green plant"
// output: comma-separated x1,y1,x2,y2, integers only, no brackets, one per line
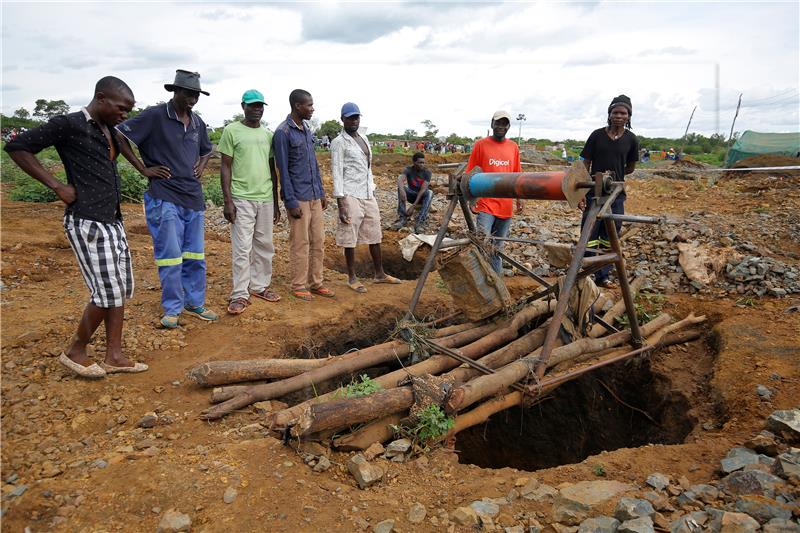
616,291,664,327
9,174,60,202
434,277,449,295
735,297,761,308
753,206,769,214
592,464,606,477
118,161,148,202
391,404,455,450
203,179,224,206
335,374,382,399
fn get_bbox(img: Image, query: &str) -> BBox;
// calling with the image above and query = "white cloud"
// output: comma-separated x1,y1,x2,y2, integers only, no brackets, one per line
1,1,797,139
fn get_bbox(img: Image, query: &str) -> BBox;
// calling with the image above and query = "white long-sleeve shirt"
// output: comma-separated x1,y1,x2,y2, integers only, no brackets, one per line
330,130,375,199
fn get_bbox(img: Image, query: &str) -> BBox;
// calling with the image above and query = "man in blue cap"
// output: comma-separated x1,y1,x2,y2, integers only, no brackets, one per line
116,69,218,328
331,102,401,293
218,89,281,315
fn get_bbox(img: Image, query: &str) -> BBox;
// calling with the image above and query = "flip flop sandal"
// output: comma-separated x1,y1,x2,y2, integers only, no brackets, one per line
251,289,281,302
160,315,180,329
310,286,336,298
100,361,149,374
348,281,368,293
59,352,106,379
292,290,314,301
596,279,618,289
227,298,250,315
374,275,402,284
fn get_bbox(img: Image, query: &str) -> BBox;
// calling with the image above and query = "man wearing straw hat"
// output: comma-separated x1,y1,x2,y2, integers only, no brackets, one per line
116,69,219,328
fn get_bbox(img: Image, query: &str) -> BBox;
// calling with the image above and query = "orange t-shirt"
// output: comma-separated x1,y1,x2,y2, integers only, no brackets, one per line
465,136,521,219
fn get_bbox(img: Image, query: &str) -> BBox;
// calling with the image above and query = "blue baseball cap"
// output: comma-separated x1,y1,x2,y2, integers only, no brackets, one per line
242,89,266,105
341,102,361,117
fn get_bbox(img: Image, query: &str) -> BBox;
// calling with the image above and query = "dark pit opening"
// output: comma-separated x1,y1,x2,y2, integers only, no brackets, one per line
455,360,696,471
327,240,430,280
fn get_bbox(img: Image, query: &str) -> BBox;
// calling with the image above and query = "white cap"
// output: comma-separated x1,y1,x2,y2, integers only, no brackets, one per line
492,110,512,122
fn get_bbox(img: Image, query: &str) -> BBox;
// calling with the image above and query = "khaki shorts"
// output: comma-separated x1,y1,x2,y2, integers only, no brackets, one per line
335,196,383,247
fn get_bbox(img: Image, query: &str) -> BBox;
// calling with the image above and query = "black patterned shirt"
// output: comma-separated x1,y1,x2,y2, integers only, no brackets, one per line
5,108,123,223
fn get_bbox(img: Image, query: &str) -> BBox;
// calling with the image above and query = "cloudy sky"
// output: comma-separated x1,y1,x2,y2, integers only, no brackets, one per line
2,1,798,140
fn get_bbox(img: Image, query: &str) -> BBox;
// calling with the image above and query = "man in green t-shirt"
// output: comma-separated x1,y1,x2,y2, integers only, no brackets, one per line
218,89,281,314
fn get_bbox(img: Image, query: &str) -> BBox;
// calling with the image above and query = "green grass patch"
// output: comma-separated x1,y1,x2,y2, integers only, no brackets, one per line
334,374,383,399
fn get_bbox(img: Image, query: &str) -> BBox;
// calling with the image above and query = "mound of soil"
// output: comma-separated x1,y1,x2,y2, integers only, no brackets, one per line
723,154,800,180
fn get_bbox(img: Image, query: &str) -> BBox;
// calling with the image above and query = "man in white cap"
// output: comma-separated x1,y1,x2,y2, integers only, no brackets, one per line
331,102,401,293
218,89,281,314
465,110,523,273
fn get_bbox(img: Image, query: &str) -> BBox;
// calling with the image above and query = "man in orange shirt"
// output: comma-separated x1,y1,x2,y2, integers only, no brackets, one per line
465,110,523,273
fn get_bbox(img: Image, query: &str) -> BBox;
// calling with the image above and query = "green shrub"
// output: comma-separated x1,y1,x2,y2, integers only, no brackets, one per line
118,161,148,202
10,174,60,202
335,374,382,399
203,179,224,206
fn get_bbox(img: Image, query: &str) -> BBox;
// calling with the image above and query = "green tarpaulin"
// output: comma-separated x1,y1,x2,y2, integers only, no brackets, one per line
725,130,800,167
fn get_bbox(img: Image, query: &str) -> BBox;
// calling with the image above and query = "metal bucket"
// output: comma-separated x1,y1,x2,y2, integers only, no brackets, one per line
438,244,512,321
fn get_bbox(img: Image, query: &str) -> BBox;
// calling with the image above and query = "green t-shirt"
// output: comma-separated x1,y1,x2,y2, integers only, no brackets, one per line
217,121,274,202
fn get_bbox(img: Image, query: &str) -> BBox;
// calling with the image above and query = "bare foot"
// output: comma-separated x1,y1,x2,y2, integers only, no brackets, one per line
65,343,94,367
104,353,135,368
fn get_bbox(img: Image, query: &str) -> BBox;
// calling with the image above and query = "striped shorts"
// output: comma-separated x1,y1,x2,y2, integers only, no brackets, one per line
64,213,134,308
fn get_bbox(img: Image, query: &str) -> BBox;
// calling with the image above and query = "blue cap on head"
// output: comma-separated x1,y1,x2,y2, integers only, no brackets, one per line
341,102,361,117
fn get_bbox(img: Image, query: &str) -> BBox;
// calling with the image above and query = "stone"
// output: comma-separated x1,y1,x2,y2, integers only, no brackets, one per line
721,447,760,473
687,484,719,503
504,527,525,533
313,456,331,473
719,512,760,533
522,483,558,502
552,495,590,526
384,439,411,458
137,412,158,428
772,449,800,479
762,518,800,533
452,506,478,526
766,410,800,437
669,511,708,533
756,385,773,400
363,442,385,461
645,473,670,491
718,470,786,498
8,484,27,498
642,491,669,511
347,454,384,490
615,498,655,521
618,517,655,533
470,500,500,517
223,486,237,504
408,502,426,523
552,525,579,533
92,459,108,469
559,480,635,507
734,495,792,523
157,509,191,533
373,518,394,533
577,516,620,533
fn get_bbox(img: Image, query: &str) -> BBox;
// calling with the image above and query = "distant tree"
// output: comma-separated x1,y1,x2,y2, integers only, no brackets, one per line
421,119,438,140
224,113,245,126
317,119,342,139
445,133,472,145
403,129,418,140
13,107,30,120
32,99,70,121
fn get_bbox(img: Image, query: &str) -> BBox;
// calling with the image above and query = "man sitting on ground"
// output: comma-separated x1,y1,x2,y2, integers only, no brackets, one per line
392,152,432,233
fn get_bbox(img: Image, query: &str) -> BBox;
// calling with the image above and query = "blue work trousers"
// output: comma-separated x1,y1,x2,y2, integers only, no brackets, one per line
581,192,625,284
476,211,513,274
398,188,432,224
144,193,206,316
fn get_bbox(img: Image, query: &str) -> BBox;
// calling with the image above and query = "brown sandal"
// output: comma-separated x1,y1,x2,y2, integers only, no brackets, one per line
251,288,281,302
227,298,250,315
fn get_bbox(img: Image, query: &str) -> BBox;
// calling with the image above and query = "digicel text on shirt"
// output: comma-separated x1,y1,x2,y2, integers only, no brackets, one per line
465,136,521,219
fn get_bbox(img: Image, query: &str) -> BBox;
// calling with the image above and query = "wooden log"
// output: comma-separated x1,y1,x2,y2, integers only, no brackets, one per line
445,313,672,413
269,300,555,429
444,321,702,439
589,277,644,338
332,413,405,451
188,358,334,387
294,388,414,437
211,384,265,403
199,321,499,420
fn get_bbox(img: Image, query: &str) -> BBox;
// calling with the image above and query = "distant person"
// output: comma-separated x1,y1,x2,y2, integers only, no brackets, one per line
273,89,334,301
579,94,640,289
218,89,281,315
392,152,432,233
116,69,218,328
331,102,401,293
4,76,147,377
465,110,523,274
562,147,568,159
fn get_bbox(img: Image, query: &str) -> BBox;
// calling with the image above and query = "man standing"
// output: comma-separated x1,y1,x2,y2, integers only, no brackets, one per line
331,102,402,293
273,89,334,301
4,77,147,377
218,89,281,315
579,94,639,289
392,152,432,233
465,110,523,274
116,69,218,328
